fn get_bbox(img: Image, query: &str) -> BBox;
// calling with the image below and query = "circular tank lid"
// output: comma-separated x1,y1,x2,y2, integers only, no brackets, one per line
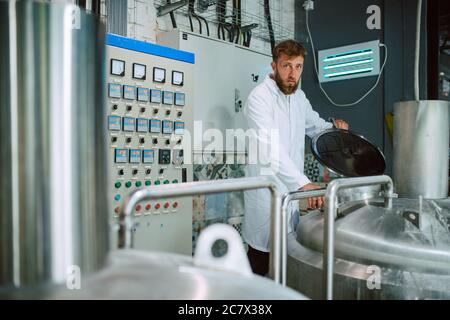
311,129,386,177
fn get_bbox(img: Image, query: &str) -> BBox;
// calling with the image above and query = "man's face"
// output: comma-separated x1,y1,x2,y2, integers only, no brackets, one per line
271,53,304,95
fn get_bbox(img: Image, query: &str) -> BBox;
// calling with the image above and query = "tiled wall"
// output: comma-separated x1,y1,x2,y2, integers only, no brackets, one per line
192,156,246,254
191,152,335,253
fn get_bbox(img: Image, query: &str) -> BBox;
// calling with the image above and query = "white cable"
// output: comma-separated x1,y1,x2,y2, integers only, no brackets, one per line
414,0,422,101
305,9,388,107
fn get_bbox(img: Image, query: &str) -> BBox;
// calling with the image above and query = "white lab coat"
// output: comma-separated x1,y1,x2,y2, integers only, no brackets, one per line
242,74,332,252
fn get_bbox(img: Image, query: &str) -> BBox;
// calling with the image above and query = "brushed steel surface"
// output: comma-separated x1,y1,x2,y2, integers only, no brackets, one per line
393,100,449,199
0,0,108,287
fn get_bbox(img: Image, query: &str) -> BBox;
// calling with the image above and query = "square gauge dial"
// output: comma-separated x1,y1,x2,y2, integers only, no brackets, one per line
133,63,146,80
111,59,125,76
153,67,166,83
172,71,184,86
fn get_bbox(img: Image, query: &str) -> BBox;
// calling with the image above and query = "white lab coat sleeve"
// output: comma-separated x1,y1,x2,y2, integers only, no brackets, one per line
303,94,333,138
245,92,311,190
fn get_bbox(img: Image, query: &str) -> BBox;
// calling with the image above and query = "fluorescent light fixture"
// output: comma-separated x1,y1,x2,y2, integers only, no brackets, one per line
324,58,374,70
324,67,373,78
318,40,380,83
323,50,373,62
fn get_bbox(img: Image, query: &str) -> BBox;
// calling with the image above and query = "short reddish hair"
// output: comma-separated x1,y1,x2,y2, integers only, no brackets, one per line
272,40,306,62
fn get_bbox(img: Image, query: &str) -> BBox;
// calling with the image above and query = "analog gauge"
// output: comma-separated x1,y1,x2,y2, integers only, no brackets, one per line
172,71,184,86
153,67,166,83
133,63,146,80
111,59,125,76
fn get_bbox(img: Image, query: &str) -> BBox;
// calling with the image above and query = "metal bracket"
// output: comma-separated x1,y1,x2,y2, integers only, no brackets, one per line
157,0,189,17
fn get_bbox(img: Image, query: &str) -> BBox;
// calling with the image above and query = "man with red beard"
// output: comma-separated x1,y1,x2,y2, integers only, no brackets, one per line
243,40,348,276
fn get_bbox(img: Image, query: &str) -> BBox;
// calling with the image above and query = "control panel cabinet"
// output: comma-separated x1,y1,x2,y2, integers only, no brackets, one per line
106,35,194,255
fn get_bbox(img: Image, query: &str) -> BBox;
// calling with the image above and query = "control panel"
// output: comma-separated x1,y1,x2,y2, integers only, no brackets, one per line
106,35,194,255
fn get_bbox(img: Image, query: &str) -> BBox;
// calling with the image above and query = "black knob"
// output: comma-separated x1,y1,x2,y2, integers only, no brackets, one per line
126,137,132,143
165,139,170,145
126,105,132,111
146,169,151,175
132,169,138,175
153,109,159,114
112,104,118,110
177,139,182,145
159,169,164,174
152,138,158,144
177,111,182,117
140,107,146,113
140,138,145,144
118,169,124,176
166,110,171,116
111,136,117,143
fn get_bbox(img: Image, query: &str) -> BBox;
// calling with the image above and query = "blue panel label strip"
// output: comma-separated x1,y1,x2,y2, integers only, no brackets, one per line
106,34,195,64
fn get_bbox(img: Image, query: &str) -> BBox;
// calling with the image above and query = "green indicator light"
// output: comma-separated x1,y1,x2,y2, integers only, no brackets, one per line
136,181,142,187
145,180,151,186
114,182,121,189
154,180,161,185
125,181,132,188
114,194,121,201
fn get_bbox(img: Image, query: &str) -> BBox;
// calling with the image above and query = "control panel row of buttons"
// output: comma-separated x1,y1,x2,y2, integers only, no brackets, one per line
108,116,185,134
113,201,180,218
110,136,182,146
110,104,183,117
114,148,184,165
108,84,185,106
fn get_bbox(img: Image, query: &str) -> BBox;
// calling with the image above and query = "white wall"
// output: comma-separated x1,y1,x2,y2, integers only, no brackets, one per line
119,0,295,55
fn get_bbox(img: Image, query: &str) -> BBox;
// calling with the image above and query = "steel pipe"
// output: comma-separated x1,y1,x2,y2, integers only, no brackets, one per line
323,175,394,300
118,176,285,283
280,189,326,286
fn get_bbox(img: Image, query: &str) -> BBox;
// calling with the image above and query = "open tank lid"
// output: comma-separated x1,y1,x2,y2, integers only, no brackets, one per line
311,129,386,177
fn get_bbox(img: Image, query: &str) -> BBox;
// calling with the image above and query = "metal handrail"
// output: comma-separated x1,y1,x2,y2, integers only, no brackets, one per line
323,175,394,300
280,189,327,286
117,176,285,283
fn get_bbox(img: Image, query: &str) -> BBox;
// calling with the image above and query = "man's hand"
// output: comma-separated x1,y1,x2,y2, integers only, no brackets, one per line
334,119,349,130
299,183,324,209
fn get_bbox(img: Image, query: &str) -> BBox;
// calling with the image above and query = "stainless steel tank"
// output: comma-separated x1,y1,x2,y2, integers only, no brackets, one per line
0,0,108,288
2,224,307,300
287,198,450,299
393,100,449,199
49,224,307,300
